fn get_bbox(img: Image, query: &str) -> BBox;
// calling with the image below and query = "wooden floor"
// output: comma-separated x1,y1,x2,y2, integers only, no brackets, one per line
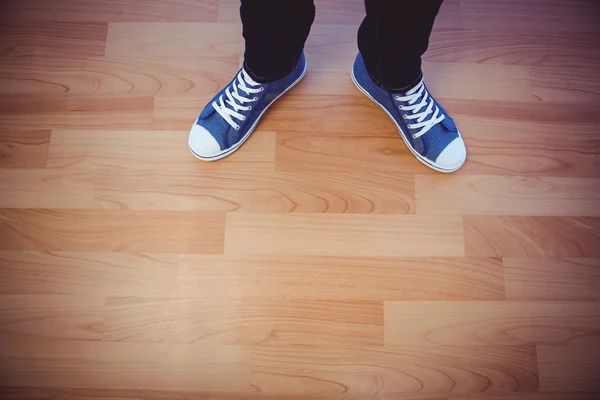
1,0,600,398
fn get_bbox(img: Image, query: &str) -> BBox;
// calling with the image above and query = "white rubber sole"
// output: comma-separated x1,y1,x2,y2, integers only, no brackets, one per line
189,63,308,162
351,68,466,173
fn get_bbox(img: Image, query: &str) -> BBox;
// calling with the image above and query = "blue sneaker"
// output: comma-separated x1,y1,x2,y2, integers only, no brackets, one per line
189,53,307,160
351,53,466,172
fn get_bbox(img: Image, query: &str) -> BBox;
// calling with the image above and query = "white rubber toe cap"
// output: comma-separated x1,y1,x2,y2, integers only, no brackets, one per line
434,137,467,172
188,124,222,160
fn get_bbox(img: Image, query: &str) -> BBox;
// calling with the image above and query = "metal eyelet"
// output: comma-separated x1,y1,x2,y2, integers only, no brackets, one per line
394,96,400,101
241,116,246,121
248,106,252,110
253,97,259,101
259,87,265,92
234,126,240,130
412,134,417,139
403,115,408,119
399,105,404,110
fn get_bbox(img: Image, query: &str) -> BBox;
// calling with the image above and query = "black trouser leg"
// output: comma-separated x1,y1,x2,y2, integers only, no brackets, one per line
241,0,315,82
358,0,444,90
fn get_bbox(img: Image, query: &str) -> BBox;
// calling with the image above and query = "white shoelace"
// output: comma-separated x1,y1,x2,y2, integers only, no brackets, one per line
394,79,445,139
212,69,264,130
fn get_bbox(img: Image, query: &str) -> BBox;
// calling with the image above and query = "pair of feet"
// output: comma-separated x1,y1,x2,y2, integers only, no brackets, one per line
189,52,466,173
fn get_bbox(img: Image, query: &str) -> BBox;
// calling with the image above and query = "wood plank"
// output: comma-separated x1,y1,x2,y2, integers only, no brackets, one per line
145,391,448,400
0,251,178,296
537,345,600,392
425,63,534,102
457,117,600,177
445,98,600,125
0,387,142,400
0,95,154,130
0,22,107,57
91,170,414,213
459,0,600,34
0,55,240,96
102,297,383,346
179,255,505,301
105,22,243,61
0,295,102,341
105,23,600,69
0,130,51,168
2,0,219,23
251,345,538,395
531,65,600,103
464,216,600,257
275,131,424,174
225,213,465,257
503,258,600,301
384,301,600,346
451,394,600,400
300,62,533,100
0,169,93,209
426,29,600,68
0,338,252,392
155,93,600,137
3,388,597,400
0,209,225,253
415,175,600,216
47,130,274,173
276,117,600,177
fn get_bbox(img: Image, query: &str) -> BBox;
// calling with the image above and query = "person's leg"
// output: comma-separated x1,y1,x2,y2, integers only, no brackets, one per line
358,0,443,90
189,0,314,161
242,0,315,82
352,0,467,172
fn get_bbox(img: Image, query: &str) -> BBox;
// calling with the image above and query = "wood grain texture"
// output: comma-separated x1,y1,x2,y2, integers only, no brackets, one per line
0,130,51,168
0,209,225,253
537,345,600,392
456,118,600,177
458,0,600,34
276,118,600,176
179,255,505,301
0,387,451,400
102,297,383,346
464,216,600,257
0,55,240,96
384,301,600,346
451,394,600,400
0,338,252,392
0,295,102,341
0,22,108,57
91,170,415,213
0,95,154,130
3,389,599,400
225,213,465,257
2,0,600,398
0,387,143,400
0,251,179,296
2,0,219,23
531,65,600,103
47,130,275,172
415,175,600,216
503,258,600,301
251,345,539,395
0,168,93,209
426,29,600,69
105,22,243,61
